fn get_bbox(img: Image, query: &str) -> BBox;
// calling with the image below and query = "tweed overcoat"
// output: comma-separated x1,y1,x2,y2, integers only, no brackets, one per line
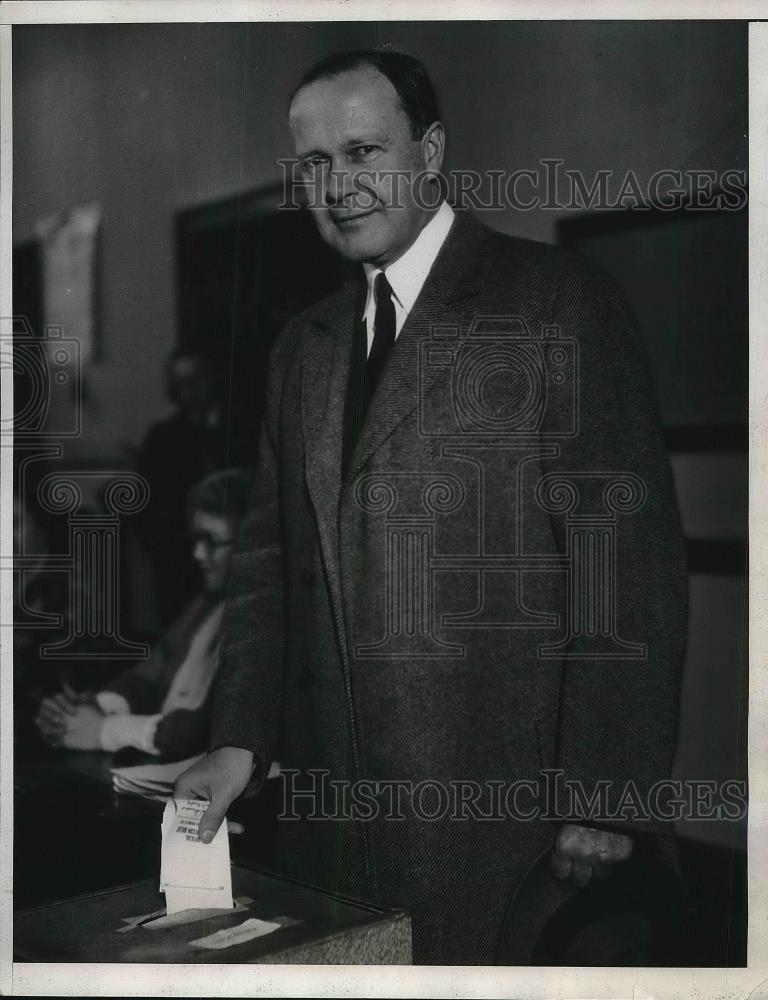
211,211,688,964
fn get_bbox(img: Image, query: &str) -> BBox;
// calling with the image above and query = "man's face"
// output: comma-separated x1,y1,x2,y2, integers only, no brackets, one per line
289,66,443,267
167,356,212,415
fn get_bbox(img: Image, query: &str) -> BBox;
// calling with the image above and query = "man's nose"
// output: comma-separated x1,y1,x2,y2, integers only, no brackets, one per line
324,164,356,206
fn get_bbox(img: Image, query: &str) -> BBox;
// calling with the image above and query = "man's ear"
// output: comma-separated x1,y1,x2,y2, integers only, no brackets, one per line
422,120,446,175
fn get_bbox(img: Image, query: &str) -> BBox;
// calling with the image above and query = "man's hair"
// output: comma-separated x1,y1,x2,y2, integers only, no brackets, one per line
186,468,256,524
290,50,441,140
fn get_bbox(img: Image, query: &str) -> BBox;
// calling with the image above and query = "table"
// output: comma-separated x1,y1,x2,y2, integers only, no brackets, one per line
14,863,412,964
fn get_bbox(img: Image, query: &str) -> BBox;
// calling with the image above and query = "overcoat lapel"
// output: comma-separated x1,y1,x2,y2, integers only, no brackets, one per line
347,211,490,479
301,211,491,650
301,277,361,637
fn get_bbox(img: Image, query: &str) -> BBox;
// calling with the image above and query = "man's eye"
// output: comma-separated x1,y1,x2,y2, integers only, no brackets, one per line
302,157,329,172
354,145,379,159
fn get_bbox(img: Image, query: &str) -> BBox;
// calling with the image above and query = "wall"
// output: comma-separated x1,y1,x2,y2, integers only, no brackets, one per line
13,20,746,460
12,22,748,848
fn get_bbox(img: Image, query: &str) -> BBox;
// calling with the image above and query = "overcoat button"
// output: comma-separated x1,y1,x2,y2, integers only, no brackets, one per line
302,568,314,587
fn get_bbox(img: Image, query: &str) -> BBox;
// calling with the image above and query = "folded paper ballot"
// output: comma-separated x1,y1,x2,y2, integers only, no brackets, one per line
111,755,281,801
160,798,233,915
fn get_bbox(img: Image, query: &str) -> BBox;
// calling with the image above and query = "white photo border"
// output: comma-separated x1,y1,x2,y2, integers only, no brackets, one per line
0,3,764,997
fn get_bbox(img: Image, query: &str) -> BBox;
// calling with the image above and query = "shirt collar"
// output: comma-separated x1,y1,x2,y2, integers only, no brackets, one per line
363,200,455,315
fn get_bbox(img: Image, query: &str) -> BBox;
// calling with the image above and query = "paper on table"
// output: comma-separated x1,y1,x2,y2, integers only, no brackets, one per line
189,917,281,950
143,897,254,930
111,754,205,800
117,897,255,933
112,755,281,801
160,798,233,914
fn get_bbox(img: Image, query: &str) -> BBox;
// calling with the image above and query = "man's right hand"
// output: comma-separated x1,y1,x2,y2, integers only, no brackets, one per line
173,746,255,844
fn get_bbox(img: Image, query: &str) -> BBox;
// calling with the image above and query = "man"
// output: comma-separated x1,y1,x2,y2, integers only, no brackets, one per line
135,349,229,625
176,50,687,964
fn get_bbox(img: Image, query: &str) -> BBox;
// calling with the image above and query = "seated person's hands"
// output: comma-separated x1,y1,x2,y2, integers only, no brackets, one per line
551,823,633,887
58,702,107,750
35,682,104,750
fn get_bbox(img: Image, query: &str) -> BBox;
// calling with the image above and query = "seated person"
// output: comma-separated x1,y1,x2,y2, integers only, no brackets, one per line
34,467,255,761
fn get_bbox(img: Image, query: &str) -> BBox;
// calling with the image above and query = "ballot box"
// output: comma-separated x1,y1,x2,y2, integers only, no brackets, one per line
14,751,280,909
14,863,412,964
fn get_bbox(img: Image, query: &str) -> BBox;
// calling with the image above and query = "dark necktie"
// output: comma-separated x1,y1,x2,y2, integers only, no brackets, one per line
366,272,396,401
342,271,397,475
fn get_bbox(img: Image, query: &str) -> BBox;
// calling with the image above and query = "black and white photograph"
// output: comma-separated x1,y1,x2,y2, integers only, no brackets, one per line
0,3,764,996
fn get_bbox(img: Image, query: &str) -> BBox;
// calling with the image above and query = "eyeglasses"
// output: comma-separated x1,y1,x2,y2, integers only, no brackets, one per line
191,533,236,553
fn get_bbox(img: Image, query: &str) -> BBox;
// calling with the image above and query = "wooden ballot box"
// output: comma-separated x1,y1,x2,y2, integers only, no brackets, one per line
14,863,412,964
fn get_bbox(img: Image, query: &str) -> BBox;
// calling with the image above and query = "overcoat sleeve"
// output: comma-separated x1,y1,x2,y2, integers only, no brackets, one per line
540,258,688,834
208,323,296,787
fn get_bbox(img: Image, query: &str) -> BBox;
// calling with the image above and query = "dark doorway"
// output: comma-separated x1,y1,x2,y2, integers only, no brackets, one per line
175,184,348,467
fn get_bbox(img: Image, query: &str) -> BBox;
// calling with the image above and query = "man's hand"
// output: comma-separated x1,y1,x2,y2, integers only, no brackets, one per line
173,747,254,844
551,823,633,887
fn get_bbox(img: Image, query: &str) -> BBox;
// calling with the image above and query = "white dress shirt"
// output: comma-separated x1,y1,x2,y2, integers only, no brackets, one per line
362,199,455,355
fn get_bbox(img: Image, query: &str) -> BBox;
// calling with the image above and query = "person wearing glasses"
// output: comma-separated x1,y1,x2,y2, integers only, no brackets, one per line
34,468,255,761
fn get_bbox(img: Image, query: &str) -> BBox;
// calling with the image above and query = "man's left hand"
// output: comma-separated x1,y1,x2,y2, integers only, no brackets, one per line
551,823,633,887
